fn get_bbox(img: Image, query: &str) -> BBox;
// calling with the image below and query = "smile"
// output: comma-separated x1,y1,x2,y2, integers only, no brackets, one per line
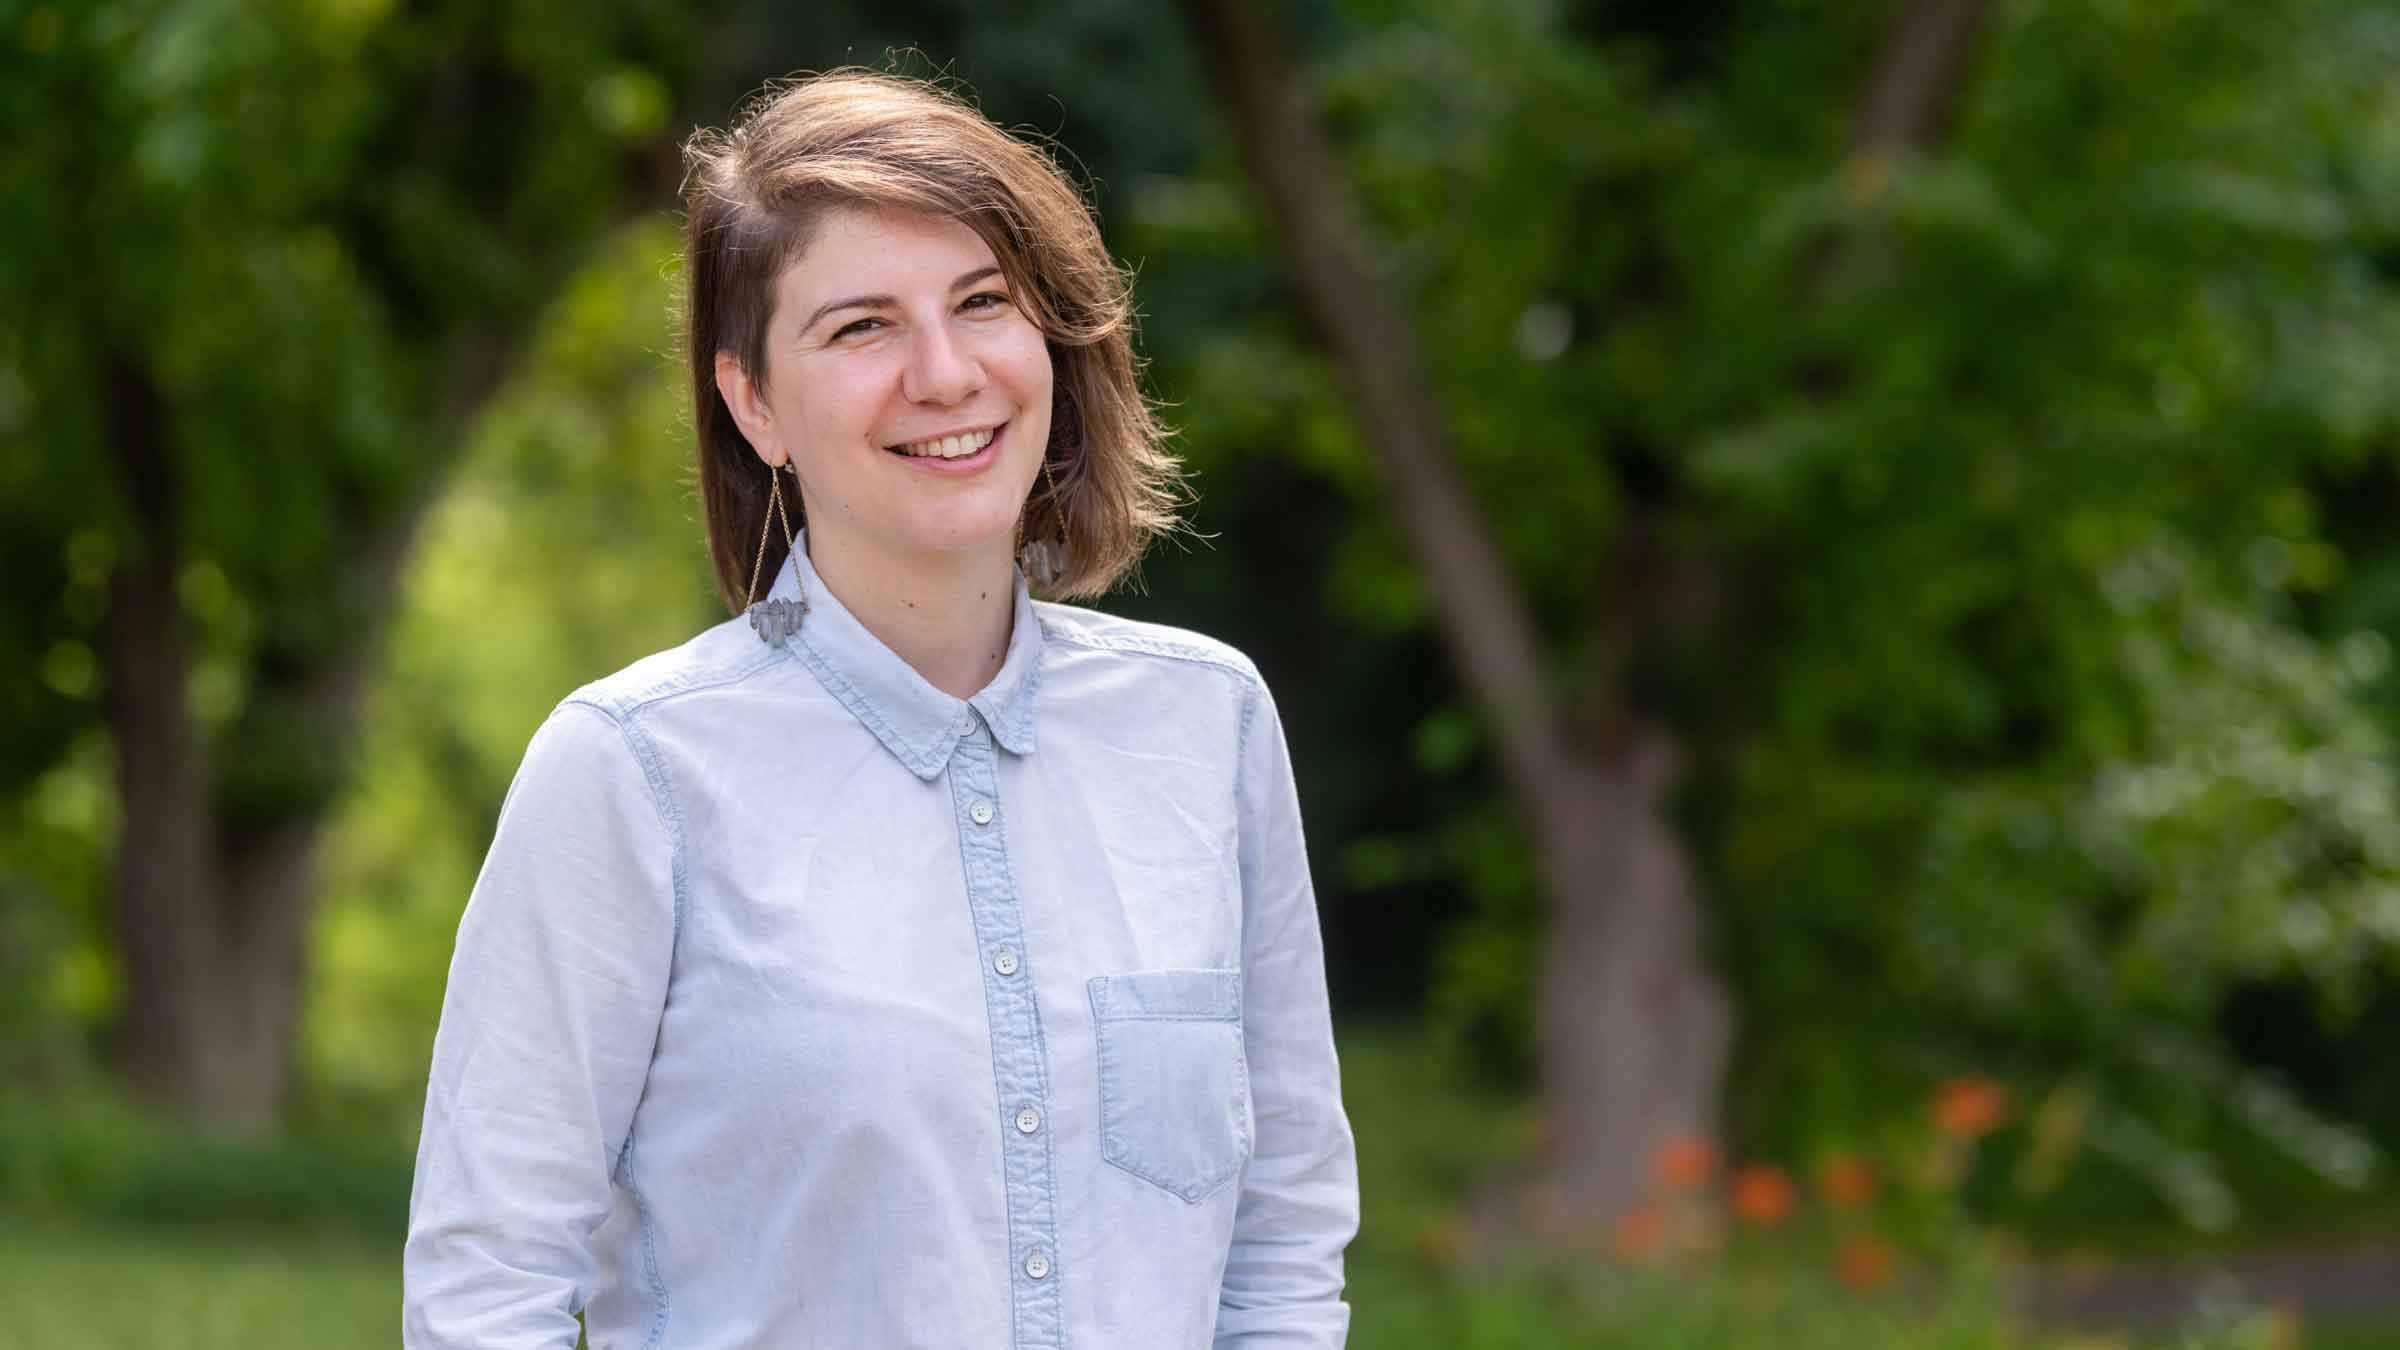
885,425,1000,459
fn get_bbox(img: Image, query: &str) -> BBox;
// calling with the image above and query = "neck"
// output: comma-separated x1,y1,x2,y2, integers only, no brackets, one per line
804,528,1017,701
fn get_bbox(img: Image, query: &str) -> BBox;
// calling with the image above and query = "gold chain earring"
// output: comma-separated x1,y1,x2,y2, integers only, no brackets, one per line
747,462,808,646
1018,450,1067,590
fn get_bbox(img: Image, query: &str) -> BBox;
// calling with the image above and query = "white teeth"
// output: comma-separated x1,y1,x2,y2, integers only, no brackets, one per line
894,427,997,458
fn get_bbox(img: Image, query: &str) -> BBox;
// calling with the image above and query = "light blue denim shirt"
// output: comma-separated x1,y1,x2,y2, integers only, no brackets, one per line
403,534,1358,1349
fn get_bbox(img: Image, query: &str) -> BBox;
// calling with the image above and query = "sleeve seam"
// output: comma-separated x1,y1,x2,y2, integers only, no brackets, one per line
558,698,691,945
1233,676,1262,969
1235,675,1260,807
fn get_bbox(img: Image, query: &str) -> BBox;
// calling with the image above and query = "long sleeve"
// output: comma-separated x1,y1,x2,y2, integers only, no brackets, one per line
1214,677,1360,1348
403,700,678,1350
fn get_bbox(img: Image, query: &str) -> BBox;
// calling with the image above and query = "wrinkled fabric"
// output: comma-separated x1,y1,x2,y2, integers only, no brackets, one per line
404,534,1357,1349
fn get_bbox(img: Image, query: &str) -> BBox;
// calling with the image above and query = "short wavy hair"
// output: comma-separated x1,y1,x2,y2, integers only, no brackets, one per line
681,68,1184,609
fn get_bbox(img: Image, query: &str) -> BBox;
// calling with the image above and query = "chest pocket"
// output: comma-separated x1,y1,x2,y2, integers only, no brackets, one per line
1087,968,1253,1203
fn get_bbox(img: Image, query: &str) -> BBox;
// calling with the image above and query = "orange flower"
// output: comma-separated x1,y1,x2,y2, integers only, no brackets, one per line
1651,1133,1719,1191
1835,1234,1898,1292
1931,1075,2012,1139
2263,1304,2303,1350
1519,1110,1552,1161
1842,152,1896,210
1729,1164,1797,1227
1816,1152,1877,1210
1611,1202,1667,1261
1412,1211,1467,1273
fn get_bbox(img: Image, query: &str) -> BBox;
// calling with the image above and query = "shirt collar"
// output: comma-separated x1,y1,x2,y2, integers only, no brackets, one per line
769,530,1042,778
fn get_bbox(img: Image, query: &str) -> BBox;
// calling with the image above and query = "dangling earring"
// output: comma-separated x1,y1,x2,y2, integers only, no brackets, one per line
1018,449,1068,590
746,462,808,646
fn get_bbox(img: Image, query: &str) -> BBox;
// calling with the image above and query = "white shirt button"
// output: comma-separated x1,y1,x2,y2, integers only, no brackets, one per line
969,799,994,826
993,948,1020,976
1015,1105,1041,1134
1024,1249,1050,1279
955,710,977,736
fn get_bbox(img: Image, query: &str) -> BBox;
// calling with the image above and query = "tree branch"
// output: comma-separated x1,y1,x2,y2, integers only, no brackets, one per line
1175,0,1573,797
1851,0,1996,158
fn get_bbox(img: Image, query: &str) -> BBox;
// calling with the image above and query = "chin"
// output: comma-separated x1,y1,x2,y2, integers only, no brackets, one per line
888,508,1026,560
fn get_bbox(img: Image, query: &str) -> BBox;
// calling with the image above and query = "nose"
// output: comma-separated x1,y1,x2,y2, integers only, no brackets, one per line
901,319,985,407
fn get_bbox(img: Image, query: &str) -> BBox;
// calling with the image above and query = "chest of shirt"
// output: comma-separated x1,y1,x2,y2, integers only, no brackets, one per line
643,706,1245,1111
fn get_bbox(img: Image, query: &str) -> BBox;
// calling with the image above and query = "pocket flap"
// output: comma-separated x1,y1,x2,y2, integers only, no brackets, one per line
1088,967,1241,1021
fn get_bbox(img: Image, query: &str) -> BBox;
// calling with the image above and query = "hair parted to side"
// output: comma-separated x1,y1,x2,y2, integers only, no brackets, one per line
682,67,1185,612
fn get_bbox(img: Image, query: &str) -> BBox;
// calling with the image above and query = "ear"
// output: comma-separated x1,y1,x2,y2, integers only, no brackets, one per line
714,351,784,468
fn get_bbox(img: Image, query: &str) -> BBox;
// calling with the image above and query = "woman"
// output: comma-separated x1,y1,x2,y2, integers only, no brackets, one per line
402,69,1358,1349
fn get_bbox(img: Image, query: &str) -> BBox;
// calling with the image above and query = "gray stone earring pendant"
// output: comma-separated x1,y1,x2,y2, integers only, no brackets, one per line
745,465,809,648
1021,536,1065,589
1020,450,1068,590
749,595,806,647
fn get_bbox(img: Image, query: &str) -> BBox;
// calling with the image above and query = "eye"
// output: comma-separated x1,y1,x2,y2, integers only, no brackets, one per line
961,291,1011,314
832,316,884,339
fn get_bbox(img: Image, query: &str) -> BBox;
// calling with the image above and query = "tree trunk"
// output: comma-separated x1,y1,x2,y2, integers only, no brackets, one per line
1526,726,1735,1237
102,353,229,1119
98,344,488,1134
1175,0,1734,1250
196,823,324,1130
1851,0,1994,157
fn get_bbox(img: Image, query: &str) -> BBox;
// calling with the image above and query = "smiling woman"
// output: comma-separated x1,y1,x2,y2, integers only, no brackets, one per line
400,68,1359,1350
684,72,1183,623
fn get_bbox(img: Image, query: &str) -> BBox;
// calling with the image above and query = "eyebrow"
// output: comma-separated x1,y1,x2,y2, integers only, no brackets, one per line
800,267,1004,334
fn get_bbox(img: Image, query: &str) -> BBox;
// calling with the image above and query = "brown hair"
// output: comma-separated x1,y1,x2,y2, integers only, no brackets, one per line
681,68,1184,610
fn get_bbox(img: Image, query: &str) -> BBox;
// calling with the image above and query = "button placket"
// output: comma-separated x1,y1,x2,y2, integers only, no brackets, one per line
949,729,1061,1346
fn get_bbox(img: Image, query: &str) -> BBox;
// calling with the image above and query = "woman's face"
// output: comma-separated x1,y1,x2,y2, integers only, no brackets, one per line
717,205,1055,572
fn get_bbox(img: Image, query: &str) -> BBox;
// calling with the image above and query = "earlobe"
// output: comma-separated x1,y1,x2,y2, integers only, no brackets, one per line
713,351,783,468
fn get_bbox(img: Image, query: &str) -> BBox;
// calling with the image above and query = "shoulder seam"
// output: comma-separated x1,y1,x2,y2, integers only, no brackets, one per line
1035,615,1263,688
1236,674,1260,775
575,644,789,720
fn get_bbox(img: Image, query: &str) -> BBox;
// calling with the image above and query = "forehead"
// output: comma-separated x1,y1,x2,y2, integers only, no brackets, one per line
779,206,998,298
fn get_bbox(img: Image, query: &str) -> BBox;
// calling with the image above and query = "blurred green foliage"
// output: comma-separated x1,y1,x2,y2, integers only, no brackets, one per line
0,1087,407,1234
303,218,720,1130
0,0,690,805
1132,0,2400,1233
0,0,696,1122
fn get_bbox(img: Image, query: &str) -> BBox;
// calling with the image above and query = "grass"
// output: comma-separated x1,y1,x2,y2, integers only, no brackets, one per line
0,1220,394,1350
2306,1327,2400,1350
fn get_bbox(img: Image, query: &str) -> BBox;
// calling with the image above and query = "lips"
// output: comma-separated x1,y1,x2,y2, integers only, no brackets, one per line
882,420,1006,474
885,423,1002,459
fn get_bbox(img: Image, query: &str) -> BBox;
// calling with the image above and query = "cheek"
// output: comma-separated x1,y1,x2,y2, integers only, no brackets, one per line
1009,345,1056,418
990,319,1054,397
785,368,882,445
